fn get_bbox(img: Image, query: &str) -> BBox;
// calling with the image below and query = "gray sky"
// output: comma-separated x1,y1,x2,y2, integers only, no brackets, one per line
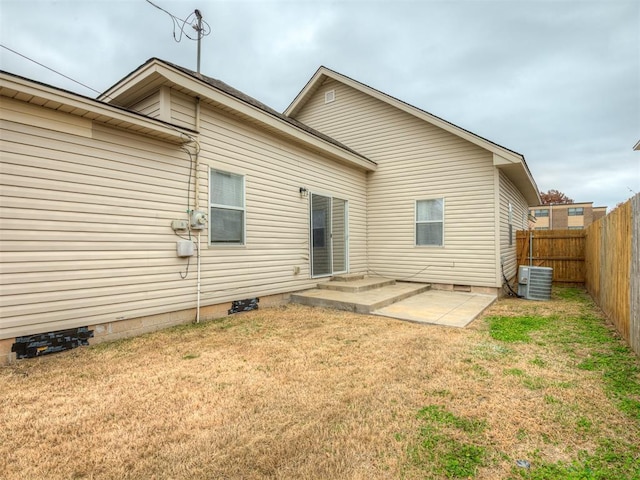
1,0,638,209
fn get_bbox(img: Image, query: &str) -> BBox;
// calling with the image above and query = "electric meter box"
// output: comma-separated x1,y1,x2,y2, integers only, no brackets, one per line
176,240,195,257
190,210,207,230
171,220,188,231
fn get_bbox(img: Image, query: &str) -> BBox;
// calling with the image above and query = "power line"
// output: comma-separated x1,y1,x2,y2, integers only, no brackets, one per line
1,44,103,96
145,0,211,43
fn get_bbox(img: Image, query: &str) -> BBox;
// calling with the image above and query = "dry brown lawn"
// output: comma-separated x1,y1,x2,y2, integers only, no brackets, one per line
1,288,638,479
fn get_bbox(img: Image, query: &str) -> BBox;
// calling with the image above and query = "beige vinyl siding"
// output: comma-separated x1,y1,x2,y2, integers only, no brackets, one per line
498,170,529,280
1,87,367,339
128,91,161,118
295,78,499,287
124,87,196,130
1,114,196,339
170,90,197,129
195,103,367,305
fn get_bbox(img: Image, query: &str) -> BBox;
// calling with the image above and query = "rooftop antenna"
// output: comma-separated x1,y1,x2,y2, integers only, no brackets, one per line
145,0,211,73
194,9,203,74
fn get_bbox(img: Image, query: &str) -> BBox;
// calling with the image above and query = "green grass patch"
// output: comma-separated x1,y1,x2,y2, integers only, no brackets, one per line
529,357,547,367
488,315,552,343
406,405,487,478
511,439,640,479
568,317,640,420
416,405,487,434
522,375,547,390
554,286,588,302
488,290,640,420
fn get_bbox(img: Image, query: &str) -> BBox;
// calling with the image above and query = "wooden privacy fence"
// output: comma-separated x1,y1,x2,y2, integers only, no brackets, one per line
516,194,639,356
516,229,586,282
585,194,639,357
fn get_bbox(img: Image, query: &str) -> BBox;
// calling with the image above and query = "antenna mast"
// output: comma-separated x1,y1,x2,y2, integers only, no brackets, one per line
195,9,203,74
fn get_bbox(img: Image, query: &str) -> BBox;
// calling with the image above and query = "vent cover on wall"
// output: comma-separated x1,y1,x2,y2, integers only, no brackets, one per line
325,90,335,104
517,265,553,301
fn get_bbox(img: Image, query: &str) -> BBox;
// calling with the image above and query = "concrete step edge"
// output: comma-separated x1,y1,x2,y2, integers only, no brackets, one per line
317,279,396,292
290,283,431,314
362,284,432,313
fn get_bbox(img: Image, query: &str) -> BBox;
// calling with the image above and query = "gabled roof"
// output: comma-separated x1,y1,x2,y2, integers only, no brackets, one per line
285,66,541,205
100,59,376,172
0,70,194,144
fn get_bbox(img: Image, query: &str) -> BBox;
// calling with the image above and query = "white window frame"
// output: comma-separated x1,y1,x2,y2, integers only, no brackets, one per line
209,168,246,246
415,198,445,247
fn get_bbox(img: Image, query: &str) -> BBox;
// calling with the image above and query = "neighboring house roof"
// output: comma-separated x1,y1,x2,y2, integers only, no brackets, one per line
634,139,640,151
100,58,376,172
0,70,194,144
285,66,541,205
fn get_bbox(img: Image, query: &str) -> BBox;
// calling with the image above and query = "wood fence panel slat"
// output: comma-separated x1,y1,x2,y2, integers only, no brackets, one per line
518,195,637,356
516,230,585,283
585,194,638,356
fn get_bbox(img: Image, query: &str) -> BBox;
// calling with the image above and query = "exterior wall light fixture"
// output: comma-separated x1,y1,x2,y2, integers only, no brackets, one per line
299,187,308,198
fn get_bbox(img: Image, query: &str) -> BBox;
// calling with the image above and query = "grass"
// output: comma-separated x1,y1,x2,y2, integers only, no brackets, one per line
407,405,487,478
1,286,638,479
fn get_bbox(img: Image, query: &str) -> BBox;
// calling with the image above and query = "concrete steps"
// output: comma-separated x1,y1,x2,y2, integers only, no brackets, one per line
290,276,431,314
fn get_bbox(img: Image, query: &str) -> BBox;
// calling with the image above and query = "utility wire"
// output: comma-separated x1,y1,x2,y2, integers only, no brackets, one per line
1,44,103,96
145,0,211,42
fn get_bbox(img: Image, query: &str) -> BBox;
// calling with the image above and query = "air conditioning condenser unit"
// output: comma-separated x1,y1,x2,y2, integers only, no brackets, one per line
517,266,553,301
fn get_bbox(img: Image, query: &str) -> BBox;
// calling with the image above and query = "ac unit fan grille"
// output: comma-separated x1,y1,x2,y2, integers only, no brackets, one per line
518,266,553,301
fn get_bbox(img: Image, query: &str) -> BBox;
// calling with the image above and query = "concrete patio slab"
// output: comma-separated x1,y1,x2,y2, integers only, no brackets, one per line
373,290,497,328
290,281,431,314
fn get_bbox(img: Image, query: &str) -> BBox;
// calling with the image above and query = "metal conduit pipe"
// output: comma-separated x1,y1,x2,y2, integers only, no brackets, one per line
195,96,202,323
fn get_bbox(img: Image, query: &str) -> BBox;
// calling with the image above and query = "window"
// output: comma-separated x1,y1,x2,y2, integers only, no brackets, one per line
416,198,444,246
210,169,245,244
534,209,549,217
568,207,584,216
568,226,583,230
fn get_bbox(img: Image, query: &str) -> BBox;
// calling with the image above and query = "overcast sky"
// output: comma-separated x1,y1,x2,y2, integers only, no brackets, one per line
1,0,638,209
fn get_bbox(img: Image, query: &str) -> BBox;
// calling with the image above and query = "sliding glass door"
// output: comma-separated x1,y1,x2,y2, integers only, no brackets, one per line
310,194,348,277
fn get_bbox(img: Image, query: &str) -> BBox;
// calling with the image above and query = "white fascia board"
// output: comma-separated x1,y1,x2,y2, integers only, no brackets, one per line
284,67,325,116
495,158,541,206
1,72,192,144
99,61,162,102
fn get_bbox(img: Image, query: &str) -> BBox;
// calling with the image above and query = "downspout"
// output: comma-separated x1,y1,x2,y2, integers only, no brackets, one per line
194,97,202,323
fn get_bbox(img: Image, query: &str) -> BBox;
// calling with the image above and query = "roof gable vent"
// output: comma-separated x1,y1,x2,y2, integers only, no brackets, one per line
324,90,335,104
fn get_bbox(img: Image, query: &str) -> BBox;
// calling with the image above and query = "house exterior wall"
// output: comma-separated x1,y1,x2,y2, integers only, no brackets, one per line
129,91,161,118
0,90,367,345
126,87,196,129
1,101,192,341
293,78,502,288
498,170,529,281
190,101,368,306
170,89,197,129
